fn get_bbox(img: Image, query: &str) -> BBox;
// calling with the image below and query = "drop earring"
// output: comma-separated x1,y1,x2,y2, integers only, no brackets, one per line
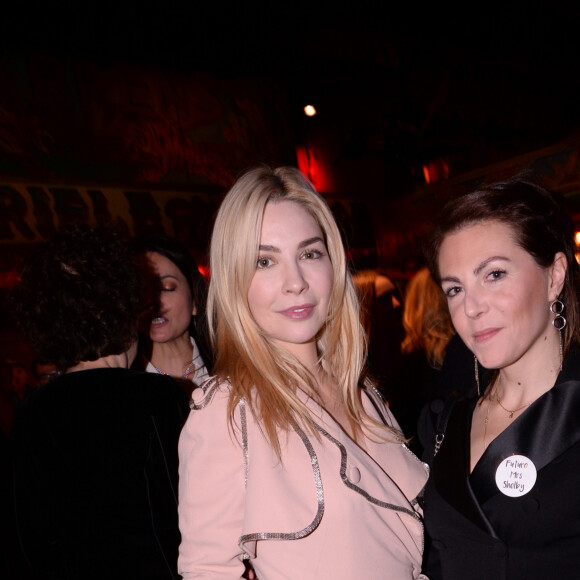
550,299,566,372
474,354,481,397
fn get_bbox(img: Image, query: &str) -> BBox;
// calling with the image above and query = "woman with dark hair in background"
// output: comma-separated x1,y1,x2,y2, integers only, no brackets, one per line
133,233,213,391
12,225,188,580
421,177,580,579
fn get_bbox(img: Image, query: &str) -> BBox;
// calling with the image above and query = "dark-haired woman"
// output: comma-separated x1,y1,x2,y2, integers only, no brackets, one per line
12,226,188,580
134,234,213,391
421,177,580,579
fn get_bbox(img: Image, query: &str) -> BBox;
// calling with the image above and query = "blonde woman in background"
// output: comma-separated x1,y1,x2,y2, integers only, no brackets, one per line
178,166,429,579
385,267,455,453
401,267,454,370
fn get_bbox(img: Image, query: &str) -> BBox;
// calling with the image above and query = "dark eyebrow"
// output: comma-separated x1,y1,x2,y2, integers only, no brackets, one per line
440,256,510,285
298,236,325,249
258,244,280,253
473,256,509,276
440,275,460,285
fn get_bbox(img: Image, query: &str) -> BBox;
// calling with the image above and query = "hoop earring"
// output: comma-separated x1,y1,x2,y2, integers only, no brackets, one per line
474,354,481,397
550,299,566,372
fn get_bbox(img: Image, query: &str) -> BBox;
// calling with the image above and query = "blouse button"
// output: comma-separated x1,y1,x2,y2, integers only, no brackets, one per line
191,386,206,406
347,466,361,483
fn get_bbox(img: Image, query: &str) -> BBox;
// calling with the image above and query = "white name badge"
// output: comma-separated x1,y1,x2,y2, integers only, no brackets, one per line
495,454,537,497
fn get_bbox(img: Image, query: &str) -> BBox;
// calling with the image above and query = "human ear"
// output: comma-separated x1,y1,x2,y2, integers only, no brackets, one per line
548,252,567,301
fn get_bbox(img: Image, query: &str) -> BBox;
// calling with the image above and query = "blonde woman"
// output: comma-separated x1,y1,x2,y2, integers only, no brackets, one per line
387,267,456,452
178,167,429,579
401,267,454,370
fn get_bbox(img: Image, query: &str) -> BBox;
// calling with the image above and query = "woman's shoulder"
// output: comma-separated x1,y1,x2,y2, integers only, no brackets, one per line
361,383,400,430
116,368,188,402
180,376,246,451
190,376,233,411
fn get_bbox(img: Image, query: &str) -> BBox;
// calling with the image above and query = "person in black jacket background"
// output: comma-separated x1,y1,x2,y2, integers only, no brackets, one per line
12,225,188,580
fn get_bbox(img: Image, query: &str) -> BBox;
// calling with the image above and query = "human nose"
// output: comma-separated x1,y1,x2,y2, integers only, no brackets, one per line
157,291,170,313
463,286,487,319
148,280,164,313
282,261,308,294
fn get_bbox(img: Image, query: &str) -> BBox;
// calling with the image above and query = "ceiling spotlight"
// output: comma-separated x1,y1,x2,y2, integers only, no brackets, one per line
304,105,317,117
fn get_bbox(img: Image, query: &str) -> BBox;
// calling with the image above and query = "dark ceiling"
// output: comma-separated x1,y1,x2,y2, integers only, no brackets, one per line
2,1,580,200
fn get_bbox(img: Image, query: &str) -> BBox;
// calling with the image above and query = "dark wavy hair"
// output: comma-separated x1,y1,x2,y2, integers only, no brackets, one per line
424,177,580,356
132,233,213,371
15,225,142,370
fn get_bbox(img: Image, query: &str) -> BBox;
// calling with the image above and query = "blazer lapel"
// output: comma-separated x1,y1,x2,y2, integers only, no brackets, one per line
360,388,429,506
471,351,580,504
434,398,499,538
300,387,426,514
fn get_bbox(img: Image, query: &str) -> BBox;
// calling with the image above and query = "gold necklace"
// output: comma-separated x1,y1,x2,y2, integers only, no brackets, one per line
483,396,492,451
495,392,529,419
482,380,530,452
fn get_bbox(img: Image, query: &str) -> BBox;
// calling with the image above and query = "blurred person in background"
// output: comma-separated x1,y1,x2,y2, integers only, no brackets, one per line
31,359,61,387
12,225,188,580
9,361,34,404
389,267,455,453
355,269,405,397
134,233,213,394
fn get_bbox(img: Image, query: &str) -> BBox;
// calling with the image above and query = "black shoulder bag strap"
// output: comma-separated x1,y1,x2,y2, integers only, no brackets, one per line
433,395,457,457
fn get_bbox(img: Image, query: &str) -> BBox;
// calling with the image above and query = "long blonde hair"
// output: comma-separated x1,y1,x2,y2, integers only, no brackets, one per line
208,166,391,457
401,267,454,369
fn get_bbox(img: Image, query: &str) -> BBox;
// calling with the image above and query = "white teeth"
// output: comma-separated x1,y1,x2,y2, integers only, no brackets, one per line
151,317,165,324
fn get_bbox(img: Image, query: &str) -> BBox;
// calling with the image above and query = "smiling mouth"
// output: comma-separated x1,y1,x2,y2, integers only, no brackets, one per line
279,304,315,319
473,328,500,343
151,317,167,325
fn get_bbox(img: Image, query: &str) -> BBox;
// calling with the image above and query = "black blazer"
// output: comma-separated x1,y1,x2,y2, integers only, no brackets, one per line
11,368,189,580
422,349,580,580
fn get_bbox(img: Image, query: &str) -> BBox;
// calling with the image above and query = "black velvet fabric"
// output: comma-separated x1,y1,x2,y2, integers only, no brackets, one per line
11,368,189,580
421,350,580,580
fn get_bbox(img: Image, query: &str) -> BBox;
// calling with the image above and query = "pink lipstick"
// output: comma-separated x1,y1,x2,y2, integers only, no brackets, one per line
473,328,500,343
279,304,315,320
